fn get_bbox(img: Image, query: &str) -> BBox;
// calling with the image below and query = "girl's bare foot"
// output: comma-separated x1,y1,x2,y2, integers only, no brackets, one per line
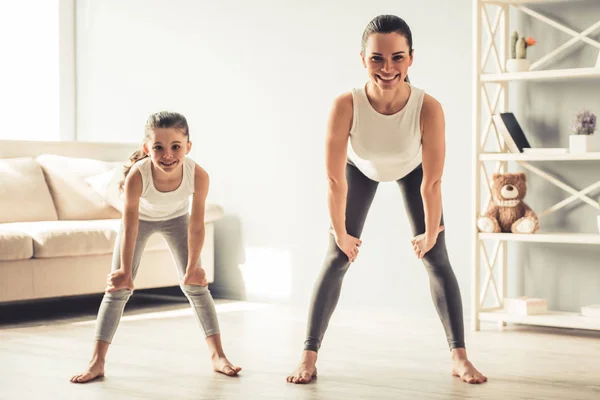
212,355,241,376
286,350,318,384
70,358,105,384
451,348,487,384
205,334,241,376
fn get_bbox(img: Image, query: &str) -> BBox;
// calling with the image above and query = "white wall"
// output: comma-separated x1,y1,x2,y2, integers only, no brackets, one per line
0,1,61,141
76,0,473,316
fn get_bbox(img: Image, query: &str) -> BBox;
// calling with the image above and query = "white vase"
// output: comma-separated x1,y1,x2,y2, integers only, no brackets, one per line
506,59,530,73
597,215,600,233
569,135,591,153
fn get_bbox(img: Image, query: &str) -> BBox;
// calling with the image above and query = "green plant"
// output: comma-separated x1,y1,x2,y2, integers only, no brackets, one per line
509,32,536,59
510,31,518,59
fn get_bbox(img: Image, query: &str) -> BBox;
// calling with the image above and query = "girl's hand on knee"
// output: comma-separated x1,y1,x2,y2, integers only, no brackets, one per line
183,266,208,286
332,231,362,263
106,269,134,292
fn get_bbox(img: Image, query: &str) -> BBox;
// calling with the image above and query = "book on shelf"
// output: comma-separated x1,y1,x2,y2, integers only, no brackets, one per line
493,112,531,153
503,296,548,315
492,112,568,155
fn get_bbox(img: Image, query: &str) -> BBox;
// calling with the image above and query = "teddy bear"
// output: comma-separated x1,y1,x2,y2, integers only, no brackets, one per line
477,172,539,234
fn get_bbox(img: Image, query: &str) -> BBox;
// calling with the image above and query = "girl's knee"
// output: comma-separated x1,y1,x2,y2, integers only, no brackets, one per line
103,288,132,301
181,284,209,296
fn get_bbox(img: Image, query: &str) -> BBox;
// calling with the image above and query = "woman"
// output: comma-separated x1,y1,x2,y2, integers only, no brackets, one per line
286,15,486,385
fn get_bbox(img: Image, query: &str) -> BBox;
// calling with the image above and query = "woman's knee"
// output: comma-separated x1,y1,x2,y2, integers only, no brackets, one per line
323,247,352,273
422,250,455,278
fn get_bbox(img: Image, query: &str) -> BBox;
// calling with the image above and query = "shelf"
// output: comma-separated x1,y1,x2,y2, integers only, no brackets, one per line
473,0,600,333
480,67,600,82
479,152,600,161
478,232,600,244
479,310,600,331
482,0,585,5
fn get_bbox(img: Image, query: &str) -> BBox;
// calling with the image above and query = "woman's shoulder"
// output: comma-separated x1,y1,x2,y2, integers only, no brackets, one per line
419,92,444,133
334,90,354,103
330,91,355,116
421,92,443,115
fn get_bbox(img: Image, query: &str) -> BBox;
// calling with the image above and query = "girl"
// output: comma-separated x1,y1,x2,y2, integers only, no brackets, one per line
71,111,241,383
286,15,487,384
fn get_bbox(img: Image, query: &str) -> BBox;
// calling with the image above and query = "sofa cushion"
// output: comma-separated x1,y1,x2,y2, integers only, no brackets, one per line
36,154,126,221
205,203,224,223
0,157,58,223
0,228,33,261
84,166,125,213
2,220,169,258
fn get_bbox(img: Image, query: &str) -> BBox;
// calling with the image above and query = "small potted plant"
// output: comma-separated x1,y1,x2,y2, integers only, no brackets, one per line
506,31,536,73
569,110,596,153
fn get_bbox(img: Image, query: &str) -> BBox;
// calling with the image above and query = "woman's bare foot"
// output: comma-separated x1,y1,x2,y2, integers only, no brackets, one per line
70,358,105,384
451,348,487,384
286,350,318,384
212,355,241,376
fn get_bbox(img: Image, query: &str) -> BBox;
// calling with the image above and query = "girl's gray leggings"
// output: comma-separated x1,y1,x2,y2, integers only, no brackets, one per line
95,213,220,343
304,162,465,352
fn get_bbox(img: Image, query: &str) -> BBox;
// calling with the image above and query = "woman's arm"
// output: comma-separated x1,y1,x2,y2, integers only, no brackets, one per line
187,163,209,270
325,92,362,261
414,94,446,257
326,93,352,238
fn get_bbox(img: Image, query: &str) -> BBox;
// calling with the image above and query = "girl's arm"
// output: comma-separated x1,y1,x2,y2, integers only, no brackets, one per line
119,166,143,276
413,94,446,257
186,163,209,271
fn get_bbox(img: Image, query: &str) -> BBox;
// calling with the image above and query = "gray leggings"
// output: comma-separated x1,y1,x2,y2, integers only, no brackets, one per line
304,163,465,352
95,213,220,343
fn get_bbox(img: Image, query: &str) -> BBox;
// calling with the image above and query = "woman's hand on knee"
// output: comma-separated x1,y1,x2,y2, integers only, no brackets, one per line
106,269,134,292
411,225,444,259
183,265,209,287
333,231,362,263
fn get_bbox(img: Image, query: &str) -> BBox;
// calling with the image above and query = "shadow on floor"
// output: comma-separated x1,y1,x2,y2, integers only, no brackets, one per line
0,286,222,328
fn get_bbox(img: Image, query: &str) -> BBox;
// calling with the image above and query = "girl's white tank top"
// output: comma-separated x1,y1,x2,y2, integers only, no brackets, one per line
136,157,195,221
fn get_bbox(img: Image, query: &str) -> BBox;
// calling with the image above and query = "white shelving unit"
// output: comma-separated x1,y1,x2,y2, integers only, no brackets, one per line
482,67,600,82
472,0,600,332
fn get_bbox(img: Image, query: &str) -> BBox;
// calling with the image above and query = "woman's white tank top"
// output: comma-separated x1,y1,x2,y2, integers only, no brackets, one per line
347,84,425,182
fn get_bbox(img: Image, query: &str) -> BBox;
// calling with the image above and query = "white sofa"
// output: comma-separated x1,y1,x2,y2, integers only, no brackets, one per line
0,140,223,303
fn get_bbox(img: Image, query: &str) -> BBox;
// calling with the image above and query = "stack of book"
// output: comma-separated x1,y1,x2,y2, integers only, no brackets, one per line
503,296,548,315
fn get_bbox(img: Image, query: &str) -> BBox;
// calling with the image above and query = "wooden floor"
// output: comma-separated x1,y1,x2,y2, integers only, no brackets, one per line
1,297,600,400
